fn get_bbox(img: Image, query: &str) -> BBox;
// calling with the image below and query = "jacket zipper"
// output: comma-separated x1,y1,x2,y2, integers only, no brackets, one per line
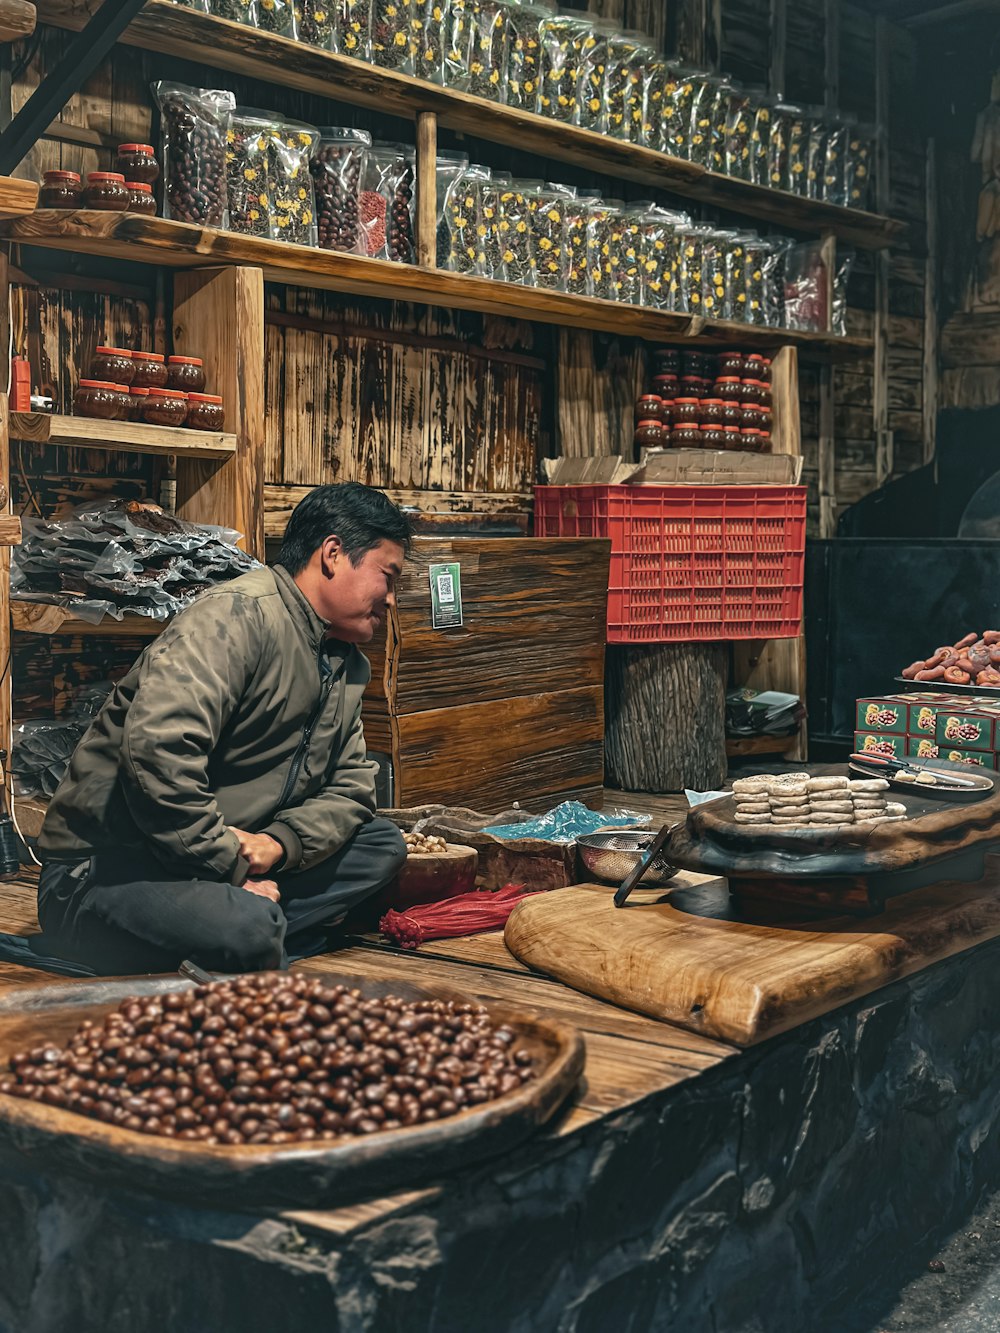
275,649,340,809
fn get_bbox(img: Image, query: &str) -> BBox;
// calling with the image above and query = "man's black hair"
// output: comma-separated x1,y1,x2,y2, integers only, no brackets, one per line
278,482,413,574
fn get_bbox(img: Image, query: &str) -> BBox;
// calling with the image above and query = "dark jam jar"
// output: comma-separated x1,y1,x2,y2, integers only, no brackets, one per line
741,426,763,451
131,351,167,390
746,352,771,384
699,424,727,449
125,182,156,215
672,424,702,448
673,398,702,428
144,387,188,426
73,379,120,420
658,400,676,430
634,420,666,452
680,374,710,399
635,394,666,426
740,379,766,407
717,350,746,378
89,346,134,385
128,386,149,421
680,350,714,380
720,400,742,430
652,372,678,399
722,425,742,450
715,376,743,405
83,172,129,211
700,399,725,428
116,143,159,185
40,170,82,208
741,404,765,433
166,355,206,393
652,347,681,377
185,392,225,431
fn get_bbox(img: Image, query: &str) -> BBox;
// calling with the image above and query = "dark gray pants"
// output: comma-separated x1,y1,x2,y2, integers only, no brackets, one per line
35,818,406,976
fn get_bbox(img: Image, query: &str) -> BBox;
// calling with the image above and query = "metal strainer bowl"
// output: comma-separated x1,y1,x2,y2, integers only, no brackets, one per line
576,830,678,888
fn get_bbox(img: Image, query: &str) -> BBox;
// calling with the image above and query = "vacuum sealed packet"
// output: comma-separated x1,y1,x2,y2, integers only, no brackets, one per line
500,178,536,284
310,127,371,253
605,29,655,142
526,181,572,289
226,108,276,238
564,188,601,295
434,148,470,266
269,118,319,246
153,81,235,228
536,9,590,123
370,0,414,70
334,0,372,57
361,142,416,261
505,0,550,110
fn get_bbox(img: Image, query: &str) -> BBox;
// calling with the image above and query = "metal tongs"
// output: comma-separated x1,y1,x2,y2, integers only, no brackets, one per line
613,822,676,908
849,751,984,789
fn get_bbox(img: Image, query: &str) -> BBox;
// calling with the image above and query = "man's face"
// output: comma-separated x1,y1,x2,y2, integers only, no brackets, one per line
319,538,405,643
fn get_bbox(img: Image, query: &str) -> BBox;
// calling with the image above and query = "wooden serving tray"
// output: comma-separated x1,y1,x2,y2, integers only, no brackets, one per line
0,971,583,1212
665,764,1000,915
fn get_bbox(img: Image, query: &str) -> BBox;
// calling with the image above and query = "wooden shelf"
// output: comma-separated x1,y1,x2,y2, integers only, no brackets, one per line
0,212,874,359
0,0,35,42
33,0,904,252
0,176,38,220
10,411,237,459
725,734,801,758
11,602,165,636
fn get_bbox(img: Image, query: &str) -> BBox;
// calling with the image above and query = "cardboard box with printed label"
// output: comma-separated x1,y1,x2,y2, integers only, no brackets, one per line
855,698,908,735
854,732,906,759
934,707,1000,753
905,737,997,768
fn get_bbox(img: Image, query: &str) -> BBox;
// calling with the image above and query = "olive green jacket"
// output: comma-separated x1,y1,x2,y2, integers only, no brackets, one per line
38,564,377,884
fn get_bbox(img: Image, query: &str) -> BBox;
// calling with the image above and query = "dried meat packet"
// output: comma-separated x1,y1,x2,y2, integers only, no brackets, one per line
270,119,320,246
256,0,294,36
311,127,371,253
499,179,535,285
226,109,277,239
564,188,601,295
334,0,372,57
606,29,655,142
444,163,491,274
371,0,414,70
536,9,590,123
638,204,686,310
527,181,572,290
434,149,470,267
466,0,511,100
505,0,550,110
585,197,622,300
411,0,450,81
153,81,234,229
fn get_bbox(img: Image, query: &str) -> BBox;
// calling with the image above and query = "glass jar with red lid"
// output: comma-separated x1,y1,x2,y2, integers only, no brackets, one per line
700,424,727,449
635,394,666,427
740,426,763,451
652,372,678,399
746,352,771,384
741,380,772,409
758,406,773,433
40,170,82,209
166,355,206,393
722,425,742,450
652,347,680,376
715,377,743,405
758,428,772,452
717,350,746,378
681,350,714,379
186,393,225,432
673,398,702,428
680,374,710,399
74,380,121,420
83,172,129,211
144,387,188,427
89,346,134,385
741,403,765,431
116,144,159,185
128,386,150,421
658,400,677,430
700,399,725,428
720,400,742,430
672,424,702,448
131,352,167,390
634,420,666,452
125,182,156,216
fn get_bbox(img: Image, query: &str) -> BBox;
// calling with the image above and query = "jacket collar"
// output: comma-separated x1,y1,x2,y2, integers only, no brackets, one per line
272,563,333,654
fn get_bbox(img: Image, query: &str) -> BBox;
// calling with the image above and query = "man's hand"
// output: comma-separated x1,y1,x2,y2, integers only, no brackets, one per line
229,827,284,875
242,878,280,902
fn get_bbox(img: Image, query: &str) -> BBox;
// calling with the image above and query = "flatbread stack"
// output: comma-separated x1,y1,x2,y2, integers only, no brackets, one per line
730,772,907,829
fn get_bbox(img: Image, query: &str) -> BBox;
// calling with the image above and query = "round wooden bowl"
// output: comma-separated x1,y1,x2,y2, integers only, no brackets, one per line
393,842,479,908
0,972,584,1212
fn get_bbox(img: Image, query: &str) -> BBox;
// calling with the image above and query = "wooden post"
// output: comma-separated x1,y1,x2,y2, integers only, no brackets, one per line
604,644,728,793
818,363,836,537
770,344,800,457
0,391,10,802
172,265,264,558
873,17,893,487
923,138,938,465
416,110,437,270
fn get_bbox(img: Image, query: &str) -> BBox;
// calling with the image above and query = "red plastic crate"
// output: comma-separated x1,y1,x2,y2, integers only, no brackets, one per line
534,484,807,643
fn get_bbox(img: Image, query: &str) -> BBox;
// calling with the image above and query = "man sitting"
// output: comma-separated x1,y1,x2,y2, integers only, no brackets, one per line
32,481,409,975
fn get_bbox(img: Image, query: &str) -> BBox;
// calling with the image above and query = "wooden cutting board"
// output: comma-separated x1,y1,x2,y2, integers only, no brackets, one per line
504,867,1000,1046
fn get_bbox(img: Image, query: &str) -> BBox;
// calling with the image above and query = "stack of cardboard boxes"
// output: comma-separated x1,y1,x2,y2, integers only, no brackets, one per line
855,694,1000,769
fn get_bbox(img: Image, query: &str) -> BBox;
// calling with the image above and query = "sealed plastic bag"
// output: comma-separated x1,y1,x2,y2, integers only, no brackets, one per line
311,127,371,253
831,246,855,337
295,0,335,45
13,719,90,799
723,230,754,322
687,72,720,167
153,81,234,228
585,197,622,300
256,0,294,37
805,111,828,200
638,204,685,310
209,0,256,27
226,108,276,239
442,161,490,274
822,115,848,205
434,149,470,267
843,119,875,209
784,103,810,194
334,0,371,56
466,0,511,100
443,0,473,87
724,84,756,180
371,0,414,69
536,9,590,123
660,62,700,157
708,77,736,174
479,169,511,277
748,93,773,187
767,101,796,191
361,143,416,261
783,238,829,331
269,119,319,245
564,188,600,295
605,29,655,141
638,57,666,148
676,222,711,314
483,800,649,843
526,180,571,289
700,227,732,319
573,17,612,133
411,0,450,81
499,178,534,284
610,200,646,304
505,0,549,110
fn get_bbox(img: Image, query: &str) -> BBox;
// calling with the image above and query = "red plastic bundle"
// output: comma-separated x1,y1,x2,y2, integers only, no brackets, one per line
379,883,540,950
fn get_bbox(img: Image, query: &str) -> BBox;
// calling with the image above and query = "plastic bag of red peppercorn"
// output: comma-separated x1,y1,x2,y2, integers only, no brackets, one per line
310,127,371,254
153,81,235,229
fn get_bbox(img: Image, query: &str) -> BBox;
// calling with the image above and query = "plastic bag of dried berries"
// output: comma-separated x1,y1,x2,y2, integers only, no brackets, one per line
536,9,590,123
311,127,371,253
370,0,414,71
269,119,320,245
585,197,623,301
226,108,278,239
463,0,512,101
499,179,535,285
505,0,549,110
434,149,470,267
605,30,655,142
255,0,295,36
563,188,601,296
362,143,416,261
526,181,572,290
209,0,257,26
333,0,371,55
411,0,450,82
153,81,235,229
442,162,491,274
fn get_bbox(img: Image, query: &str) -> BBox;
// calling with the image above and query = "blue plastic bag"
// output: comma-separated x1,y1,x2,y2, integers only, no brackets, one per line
482,800,649,844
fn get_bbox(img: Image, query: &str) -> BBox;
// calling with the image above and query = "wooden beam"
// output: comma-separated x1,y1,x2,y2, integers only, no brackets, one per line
415,110,437,270
173,266,265,557
28,0,906,250
9,412,236,459
923,138,938,466
0,516,21,545
11,602,163,636
0,0,35,43
770,346,800,458
0,175,37,220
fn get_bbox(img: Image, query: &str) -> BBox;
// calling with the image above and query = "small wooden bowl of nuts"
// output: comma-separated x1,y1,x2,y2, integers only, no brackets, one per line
394,830,479,908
